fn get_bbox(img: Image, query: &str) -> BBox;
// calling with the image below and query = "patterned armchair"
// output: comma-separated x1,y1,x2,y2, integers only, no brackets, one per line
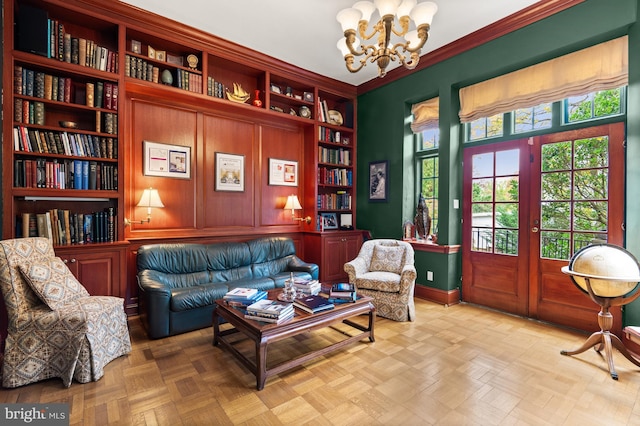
0,238,131,388
344,239,416,321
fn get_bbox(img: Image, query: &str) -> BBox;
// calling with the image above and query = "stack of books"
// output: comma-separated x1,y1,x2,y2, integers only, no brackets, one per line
328,283,357,304
223,287,267,311
245,299,294,324
292,278,321,296
293,294,335,314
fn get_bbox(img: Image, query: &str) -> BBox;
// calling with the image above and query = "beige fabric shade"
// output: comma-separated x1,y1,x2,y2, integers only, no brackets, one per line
411,97,439,133
459,36,628,123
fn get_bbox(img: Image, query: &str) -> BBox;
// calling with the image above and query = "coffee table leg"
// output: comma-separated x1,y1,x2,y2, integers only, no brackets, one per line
256,338,268,390
212,306,220,346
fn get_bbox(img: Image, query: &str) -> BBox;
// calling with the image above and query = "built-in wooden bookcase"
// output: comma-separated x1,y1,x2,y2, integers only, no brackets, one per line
2,0,358,305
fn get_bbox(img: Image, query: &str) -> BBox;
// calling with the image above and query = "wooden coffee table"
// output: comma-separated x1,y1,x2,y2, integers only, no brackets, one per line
212,292,375,390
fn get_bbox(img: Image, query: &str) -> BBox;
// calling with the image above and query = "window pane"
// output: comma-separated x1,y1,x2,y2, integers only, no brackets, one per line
541,201,570,229
542,141,572,171
574,169,607,200
496,149,519,176
495,229,518,255
471,227,493,252
541,231,571,260
472,153,493,178
565,88,622,123
574,137,608,169
472,204,493,226
486,114,504,138
469,118,487,141
514,103,551,133
566,93,592,122
574,232,606,254
573,201,607,231
421,128,440,150
495,203,518,229
495,177,518,202
472,178,493,202
541,172,571,200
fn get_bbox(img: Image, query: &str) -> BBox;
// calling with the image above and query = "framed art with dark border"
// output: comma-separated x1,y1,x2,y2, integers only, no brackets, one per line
269,158,298,186
320,212,339,230
215,152,245,192
143,140,191,179
369,160,388,201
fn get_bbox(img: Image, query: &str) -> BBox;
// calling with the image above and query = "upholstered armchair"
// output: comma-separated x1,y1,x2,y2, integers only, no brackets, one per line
0,237,131,388
344,239,417,321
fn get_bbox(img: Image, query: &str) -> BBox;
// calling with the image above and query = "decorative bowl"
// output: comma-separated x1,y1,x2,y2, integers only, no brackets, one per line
59,121,78,129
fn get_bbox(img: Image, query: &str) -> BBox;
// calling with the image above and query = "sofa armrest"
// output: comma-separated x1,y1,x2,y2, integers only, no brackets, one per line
137,270,172,339
399,264,417,294
288,257,319,280
344,257,368,283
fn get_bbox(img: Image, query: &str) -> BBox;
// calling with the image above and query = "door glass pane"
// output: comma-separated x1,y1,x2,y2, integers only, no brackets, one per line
541,201,570,229
541,141,571,171
472,204,493,226
495,203,518,228
495,177,518,202
541,231,571,260
496,149,520,176
471,228,493,252
472,178,493,202
472,153,494,177
495,229,518,255
574,169,608,199
541,172,571,200
574,137,608,168
573,201,608,231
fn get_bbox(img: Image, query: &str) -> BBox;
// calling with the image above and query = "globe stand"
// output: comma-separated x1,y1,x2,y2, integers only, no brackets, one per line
560,276,640,380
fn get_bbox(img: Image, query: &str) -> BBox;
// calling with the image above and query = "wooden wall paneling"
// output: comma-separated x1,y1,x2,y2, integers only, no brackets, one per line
126,99,199,234
260,124,307,226
203,114,256,228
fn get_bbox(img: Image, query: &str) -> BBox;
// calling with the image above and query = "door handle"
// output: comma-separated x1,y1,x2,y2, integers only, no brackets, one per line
532,227,539,233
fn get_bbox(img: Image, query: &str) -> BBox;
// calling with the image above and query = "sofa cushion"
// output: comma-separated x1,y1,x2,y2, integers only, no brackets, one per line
370,244,405,274
19,257,89,310
137,243,211,274
170,282,228,311
356,272,402,292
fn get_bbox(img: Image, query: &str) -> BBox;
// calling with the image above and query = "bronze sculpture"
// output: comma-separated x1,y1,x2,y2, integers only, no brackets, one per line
414,194,431,240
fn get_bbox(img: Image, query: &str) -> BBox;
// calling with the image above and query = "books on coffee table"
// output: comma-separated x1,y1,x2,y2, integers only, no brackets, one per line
223,287,267,309
329,283,356,302
293,294,334,314
245,299,294,323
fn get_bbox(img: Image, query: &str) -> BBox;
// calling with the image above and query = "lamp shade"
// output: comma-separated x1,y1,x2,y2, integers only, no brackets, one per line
396,0,417,18
374,0,401,17
353,1,376,22
336,8,362,32
410,1,438,26
137,188,164,208
284,195,303,211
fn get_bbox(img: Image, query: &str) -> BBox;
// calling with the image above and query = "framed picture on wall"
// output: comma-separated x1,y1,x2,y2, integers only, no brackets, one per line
143,140,191,179
215,152,244,192
369,160,388,201
269,158,298,186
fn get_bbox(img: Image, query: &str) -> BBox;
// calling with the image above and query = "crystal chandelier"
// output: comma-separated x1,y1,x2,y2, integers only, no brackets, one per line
336,0,438,78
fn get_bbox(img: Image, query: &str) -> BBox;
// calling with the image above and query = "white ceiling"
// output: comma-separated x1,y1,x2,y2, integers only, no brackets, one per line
120,0,540,86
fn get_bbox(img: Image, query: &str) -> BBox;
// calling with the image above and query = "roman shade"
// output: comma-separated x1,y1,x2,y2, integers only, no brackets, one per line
459,36,628,122
411,97,439,132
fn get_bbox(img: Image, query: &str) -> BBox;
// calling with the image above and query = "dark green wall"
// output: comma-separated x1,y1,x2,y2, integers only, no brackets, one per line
356,0,640,321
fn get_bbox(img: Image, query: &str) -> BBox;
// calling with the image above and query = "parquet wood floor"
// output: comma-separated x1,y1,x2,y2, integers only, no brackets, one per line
3,299,640,425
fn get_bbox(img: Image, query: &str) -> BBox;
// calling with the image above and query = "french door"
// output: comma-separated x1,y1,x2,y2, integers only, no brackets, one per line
462,123,625,333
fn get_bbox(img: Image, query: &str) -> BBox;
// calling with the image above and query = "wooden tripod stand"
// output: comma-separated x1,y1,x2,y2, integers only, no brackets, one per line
560,275,640,380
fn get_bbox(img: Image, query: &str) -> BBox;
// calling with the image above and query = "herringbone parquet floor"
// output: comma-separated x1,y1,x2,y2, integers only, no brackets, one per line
3,298,640,425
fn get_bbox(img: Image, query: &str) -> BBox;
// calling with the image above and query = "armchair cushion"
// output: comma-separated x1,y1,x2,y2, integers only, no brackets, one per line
19,256,89,310
369,244,406,274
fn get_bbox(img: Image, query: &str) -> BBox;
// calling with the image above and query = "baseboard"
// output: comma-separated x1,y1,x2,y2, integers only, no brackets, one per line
415,284,460,307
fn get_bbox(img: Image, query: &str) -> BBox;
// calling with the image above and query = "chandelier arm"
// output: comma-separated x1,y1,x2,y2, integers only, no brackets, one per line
405,24,430,53
358,20,379,41
345,30,366,56
345,54,366,73
391,15,410,37
402,51,420,69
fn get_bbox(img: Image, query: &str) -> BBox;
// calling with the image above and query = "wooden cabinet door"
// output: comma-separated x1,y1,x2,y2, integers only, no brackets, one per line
55,245,127,297
323,236,346,282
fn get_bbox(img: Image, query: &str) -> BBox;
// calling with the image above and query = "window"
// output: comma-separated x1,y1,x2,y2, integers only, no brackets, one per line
468,113,504,141
564,88,623,123
514,103,552,133
421,128,440,150
420,156,439,234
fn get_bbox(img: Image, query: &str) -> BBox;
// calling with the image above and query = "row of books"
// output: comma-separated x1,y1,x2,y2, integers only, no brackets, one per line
15,158,117,191
316,98,332,124
14,100,44,126
41,18,117,72
318,126,349,145
317,192,352,210
124,55,159,83
174,69,203,93
207,77,227,99
327,283,357,304
14,66,118,110
17,207,117,245
223,287,268,311
318,167,352,187
245,299,294,324
319,146,351,166
291,279,321,297
13,126,118,158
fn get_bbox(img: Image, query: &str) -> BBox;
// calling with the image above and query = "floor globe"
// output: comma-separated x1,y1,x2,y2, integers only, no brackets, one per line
561,243,640,380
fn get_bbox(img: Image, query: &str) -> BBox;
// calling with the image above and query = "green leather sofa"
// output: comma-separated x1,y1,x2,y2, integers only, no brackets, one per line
137,236,318,339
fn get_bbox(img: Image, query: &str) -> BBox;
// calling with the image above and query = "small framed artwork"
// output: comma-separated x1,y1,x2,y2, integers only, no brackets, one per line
369,160,388,201
321,213,339,230
303,92,314,102
143,140,191,179
215,152,245,192
130,40,141,54
155,50,166,61
147,45,156,59
269,158,298,186
166,53,184,66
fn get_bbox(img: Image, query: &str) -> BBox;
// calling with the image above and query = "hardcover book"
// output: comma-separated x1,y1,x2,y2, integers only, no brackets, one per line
293,294,334,314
